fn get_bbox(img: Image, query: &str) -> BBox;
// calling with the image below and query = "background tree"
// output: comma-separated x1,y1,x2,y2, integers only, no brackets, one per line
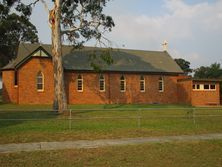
194,63,222,101
2,0,114,113
194,63,222,79
0,0,38,69
174,58,192,75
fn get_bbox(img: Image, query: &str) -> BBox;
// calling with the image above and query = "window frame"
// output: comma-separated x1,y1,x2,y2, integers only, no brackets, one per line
99,74,105,92
210,84,216,90
158,76,164,92
36,71,44,92
193,83,216,91
77,74,83,92
120,75,126,92
140,75,145,92
204,84,210,90
14,70,18,87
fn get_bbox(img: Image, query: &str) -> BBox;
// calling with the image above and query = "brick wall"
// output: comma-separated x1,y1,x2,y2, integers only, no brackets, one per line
2,70,18,103
17,57,54,104
177,80,220,106
66,72,179,104
177,80,192,105
66,72,110,104
2,57,181,105
4,57,219,106
191,82,220,106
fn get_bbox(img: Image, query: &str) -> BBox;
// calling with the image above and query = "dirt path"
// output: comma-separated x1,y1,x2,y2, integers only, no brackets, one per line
0,133,222,154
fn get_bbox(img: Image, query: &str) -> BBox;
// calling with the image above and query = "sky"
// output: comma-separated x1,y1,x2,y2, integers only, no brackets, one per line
29,0,222,69
0,0,221,89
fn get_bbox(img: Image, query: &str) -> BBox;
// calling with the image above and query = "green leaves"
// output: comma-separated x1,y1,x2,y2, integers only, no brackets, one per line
0,0,38,68
174,58,192,75
194,63,222,79
89,48,113,72
15,3,32,17
61,0,114,46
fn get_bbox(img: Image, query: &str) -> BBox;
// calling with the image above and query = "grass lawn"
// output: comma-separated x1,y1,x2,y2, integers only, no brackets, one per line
0,103,221,144
0,140,222,166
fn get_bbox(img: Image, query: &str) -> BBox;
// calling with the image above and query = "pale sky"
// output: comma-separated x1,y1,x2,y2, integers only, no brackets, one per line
29,0,222,68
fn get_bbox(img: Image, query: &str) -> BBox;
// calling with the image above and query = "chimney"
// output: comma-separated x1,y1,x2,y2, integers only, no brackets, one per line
162,40,168,51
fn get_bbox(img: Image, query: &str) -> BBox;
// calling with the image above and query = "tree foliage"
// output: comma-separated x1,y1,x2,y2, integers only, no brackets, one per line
1,0,114,112
60,0,115,45
0,0,38,68
50,0,115,112
174,58,192,75
194,63,222,99
59,0,115,69
0,0,114,69
194,63,222,79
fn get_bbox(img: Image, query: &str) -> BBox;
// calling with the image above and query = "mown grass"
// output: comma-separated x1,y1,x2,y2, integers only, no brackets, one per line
0,103,191,110
0,140,222,167
0,104,221,144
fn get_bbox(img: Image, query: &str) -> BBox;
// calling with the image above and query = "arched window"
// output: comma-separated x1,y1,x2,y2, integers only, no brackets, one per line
120,75,126,92
36,71,44,91
140,75,145,92
77,74,83,92
99,74,105,92
158,76,164,92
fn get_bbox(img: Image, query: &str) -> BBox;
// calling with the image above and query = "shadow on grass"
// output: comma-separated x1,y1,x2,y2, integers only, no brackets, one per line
70,104,130,115
103,104,125,109
0,110,58,129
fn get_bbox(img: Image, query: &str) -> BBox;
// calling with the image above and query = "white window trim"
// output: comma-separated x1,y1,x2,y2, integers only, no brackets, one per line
99,75,105,92
120,75,126,92
158,77,164,92
140,76,145,92
77,75,83,92
193,84,216,91
37,72,44,92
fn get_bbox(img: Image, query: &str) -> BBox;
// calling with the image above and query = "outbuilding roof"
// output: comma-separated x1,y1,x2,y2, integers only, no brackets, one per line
2,43,184,74
178,78,222,82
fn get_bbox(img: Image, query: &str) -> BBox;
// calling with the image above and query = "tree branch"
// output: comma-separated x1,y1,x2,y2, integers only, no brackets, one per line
27,0,40,7
40,0,49,12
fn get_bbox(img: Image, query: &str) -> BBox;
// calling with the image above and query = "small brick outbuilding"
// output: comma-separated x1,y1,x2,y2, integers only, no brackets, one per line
1,43,220,106
178,78,221,106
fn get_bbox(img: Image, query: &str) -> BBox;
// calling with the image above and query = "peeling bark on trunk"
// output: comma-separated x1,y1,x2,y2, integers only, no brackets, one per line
50,0,67,113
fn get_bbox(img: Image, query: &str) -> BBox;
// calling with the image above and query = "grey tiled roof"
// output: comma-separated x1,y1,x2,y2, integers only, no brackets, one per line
2,43,184,74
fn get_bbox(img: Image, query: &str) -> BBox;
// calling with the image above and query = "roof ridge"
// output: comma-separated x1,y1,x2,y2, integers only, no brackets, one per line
19,42,165,53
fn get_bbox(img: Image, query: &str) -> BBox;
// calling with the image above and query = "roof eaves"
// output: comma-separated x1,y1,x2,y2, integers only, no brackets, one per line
1,68,15,71
64,68,184,75
178,78,222,82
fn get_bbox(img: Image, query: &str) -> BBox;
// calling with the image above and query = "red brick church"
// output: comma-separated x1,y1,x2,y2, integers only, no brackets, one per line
1,43,220,106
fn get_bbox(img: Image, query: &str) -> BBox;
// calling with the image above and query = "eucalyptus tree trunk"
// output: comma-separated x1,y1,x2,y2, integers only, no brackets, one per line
50,0,67,113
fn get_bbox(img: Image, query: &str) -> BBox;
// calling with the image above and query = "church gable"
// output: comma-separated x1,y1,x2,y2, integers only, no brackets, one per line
31,48,50,57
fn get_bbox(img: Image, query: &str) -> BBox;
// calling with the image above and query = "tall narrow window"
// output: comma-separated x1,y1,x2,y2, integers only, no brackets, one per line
120,75,126,92
77,74,83,92
36,71,44,91
158,76,164,92
99,74,105,92
140,75,145,92
14,70,18,86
